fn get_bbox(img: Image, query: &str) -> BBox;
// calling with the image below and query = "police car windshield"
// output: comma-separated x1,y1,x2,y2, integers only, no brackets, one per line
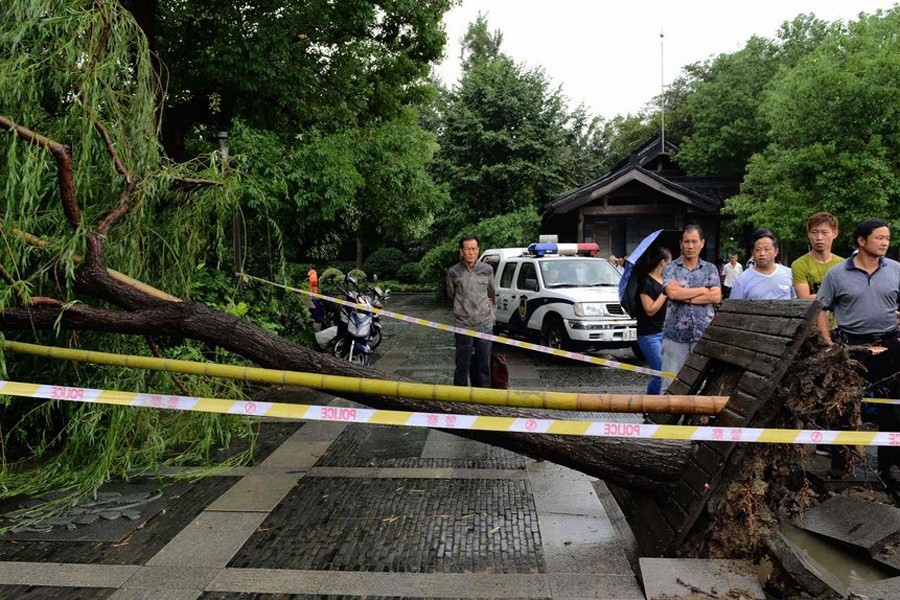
540,259,620,288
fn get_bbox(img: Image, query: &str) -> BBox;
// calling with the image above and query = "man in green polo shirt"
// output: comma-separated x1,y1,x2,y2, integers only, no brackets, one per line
792,212,843,300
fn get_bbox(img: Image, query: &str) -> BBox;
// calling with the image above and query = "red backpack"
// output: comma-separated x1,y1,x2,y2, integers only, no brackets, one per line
491,353,509,389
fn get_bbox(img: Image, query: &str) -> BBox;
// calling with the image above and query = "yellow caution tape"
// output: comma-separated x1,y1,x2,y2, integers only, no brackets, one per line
0,379,896,446
240,272,676,379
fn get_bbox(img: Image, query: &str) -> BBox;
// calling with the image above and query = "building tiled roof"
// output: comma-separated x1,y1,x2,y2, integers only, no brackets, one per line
544,134,738,216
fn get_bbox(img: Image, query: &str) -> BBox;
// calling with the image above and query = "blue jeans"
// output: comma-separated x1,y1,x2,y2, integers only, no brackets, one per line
637,332,664,395
454,324,493,388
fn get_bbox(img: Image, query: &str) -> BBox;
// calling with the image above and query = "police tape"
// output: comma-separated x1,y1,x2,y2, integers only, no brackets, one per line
240,272,675,379
0,339,725,414
4,378,898,447
863,398,900,405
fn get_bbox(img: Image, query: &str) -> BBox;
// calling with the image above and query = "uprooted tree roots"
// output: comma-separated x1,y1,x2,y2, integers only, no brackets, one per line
682,334,869,560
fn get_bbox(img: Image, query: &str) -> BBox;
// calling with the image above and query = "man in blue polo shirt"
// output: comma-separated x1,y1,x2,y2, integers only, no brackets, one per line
817,218,900,483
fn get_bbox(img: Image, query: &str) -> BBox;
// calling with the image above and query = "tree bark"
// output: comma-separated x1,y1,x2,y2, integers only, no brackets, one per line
2,286,691,492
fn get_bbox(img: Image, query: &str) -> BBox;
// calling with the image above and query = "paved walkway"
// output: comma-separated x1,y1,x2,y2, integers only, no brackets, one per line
0,294,648,599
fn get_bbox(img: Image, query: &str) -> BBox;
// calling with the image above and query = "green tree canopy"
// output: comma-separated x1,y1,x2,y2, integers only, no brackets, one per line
674,14,835,178
136,0,452,158
430,16,601,237
726,7,900,243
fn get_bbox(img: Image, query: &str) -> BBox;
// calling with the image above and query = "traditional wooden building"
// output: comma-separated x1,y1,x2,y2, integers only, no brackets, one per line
542,135,739,262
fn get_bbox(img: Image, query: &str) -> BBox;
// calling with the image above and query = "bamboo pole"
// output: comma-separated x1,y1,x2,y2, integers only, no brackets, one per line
2,340,728,414
2,225,180,302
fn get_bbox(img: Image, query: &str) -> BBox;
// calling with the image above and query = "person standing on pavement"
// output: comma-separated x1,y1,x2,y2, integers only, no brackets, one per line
816,218,900,483
446,236,496,388
721,254,743,299
661,225,722,386
729,229,796,300
792,212,843,300
635,246,672,395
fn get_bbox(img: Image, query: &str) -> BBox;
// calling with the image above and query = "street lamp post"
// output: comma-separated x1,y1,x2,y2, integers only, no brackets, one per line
218,131,243,290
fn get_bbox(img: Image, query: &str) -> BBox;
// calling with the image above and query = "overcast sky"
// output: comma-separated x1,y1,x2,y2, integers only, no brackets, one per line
434,1,898,120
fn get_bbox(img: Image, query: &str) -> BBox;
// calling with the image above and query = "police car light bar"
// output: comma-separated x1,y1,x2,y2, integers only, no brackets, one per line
526,242,599,257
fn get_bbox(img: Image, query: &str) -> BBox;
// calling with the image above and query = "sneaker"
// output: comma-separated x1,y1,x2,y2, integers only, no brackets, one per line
814,445,831,457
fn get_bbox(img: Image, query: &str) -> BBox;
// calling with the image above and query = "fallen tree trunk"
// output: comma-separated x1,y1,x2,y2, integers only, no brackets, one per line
1,274,691,491
0,114,692,493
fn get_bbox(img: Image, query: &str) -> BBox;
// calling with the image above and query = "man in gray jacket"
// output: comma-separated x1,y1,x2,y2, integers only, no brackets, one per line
446,236,496,387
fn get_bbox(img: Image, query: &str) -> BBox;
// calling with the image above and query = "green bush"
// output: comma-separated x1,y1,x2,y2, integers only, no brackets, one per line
396,261,421,283
363,247,406,279
419,206,541,292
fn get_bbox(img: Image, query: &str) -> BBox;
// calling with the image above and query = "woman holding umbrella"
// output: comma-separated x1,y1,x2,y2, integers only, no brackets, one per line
634,246,672,395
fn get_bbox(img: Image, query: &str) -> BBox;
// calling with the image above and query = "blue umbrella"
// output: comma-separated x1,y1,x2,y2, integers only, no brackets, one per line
618,229,665,318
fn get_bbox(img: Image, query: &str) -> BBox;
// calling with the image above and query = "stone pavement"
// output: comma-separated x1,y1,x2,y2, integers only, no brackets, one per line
0,294,650,599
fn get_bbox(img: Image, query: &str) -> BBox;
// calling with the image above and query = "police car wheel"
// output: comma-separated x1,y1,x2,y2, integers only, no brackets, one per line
542,315,569,351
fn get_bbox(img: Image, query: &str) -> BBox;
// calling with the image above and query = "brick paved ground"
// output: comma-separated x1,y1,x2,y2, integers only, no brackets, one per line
0,293,646,599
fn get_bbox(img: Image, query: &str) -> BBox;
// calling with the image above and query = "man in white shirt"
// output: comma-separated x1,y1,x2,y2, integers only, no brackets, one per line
721,254,742,299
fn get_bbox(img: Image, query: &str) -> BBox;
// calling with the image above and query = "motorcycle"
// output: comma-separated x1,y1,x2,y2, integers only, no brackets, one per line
327,275,375,366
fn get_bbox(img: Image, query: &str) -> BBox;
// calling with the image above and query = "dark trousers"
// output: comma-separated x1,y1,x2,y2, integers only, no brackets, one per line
454,325,492,388
844,331,900,473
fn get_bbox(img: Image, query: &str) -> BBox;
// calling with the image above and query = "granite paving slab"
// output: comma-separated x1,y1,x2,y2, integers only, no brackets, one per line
206,568,326,595
428,573,550,597
20,563,140,588
527,461,606,516
206,475,300,512
795,495,900,556
547,573,644,599
148,512,268,568
538,513,628,575
228,477,545,573
318,571,435,596
849,574,900,599
121,565,218,590
640,557,765,600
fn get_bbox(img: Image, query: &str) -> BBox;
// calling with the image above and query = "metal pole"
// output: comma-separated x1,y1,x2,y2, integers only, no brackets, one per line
218,131,243,291
660,30,666,154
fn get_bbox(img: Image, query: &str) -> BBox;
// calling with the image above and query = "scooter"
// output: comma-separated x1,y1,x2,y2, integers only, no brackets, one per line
329,276,374,366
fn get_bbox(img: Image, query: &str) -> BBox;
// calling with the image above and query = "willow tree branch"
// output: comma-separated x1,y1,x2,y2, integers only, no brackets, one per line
170,176,223,188
96,178,138,235
0,115,81,228
92,119,130,181
0,263,28,306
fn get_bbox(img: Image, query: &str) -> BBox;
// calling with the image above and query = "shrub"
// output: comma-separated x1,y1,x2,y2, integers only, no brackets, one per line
396,261,421,283
363,247,406,279
419,206,541,292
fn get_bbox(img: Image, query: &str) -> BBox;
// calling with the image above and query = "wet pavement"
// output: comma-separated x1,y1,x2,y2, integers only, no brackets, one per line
0,293,650,599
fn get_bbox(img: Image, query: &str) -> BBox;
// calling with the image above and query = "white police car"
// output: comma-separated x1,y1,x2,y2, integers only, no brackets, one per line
479,241,637,351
